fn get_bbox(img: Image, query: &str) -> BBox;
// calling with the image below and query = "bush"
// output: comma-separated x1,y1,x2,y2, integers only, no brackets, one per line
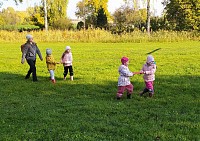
0,25,40,32
52,18,73,30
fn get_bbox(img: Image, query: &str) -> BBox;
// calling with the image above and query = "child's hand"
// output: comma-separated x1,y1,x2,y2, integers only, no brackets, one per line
140,70,144,74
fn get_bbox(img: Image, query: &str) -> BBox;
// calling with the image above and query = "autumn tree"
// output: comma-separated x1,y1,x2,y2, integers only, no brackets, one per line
75,0,109,29
164,0,200,31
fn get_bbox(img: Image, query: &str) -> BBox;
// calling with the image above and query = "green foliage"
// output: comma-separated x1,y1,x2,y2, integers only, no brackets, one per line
45,0,68,25
165,0,200,31
0,7,19,25
112,6,147,32
96,7,108,29
51,18,73,30
76,0,109,28
0,41,200,140
0,25,40,31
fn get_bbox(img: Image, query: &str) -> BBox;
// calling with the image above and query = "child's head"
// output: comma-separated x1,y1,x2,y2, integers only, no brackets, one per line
65,46,71,53
121,57,129,66
26,34,33,42
46,48,52,55
146,55,155,65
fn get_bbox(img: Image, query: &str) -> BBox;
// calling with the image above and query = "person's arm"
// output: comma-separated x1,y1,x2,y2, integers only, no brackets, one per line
140,64,145,74
35,43,43,61
21,45,28,64
120,66,134,77
60,53,65,63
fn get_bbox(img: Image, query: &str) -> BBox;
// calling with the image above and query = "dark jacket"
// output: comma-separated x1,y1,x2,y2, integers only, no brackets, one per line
21,42,43,61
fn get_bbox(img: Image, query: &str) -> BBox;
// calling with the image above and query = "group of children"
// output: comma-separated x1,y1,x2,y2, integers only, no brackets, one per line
46,46,74,83
46,46,156,98
116,55,156,99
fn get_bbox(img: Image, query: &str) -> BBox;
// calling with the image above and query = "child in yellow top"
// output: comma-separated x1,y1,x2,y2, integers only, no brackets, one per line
46,48,59,83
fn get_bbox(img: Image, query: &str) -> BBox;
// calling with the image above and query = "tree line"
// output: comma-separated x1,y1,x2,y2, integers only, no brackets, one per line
0,0,199,33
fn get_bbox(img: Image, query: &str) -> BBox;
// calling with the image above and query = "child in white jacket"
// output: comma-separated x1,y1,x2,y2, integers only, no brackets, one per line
140,55,157,97
116,57,135,100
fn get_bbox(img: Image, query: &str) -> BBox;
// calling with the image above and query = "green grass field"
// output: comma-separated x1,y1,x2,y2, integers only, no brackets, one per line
0,41,199,140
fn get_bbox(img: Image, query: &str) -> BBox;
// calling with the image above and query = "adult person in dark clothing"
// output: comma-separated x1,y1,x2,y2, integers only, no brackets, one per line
21,34,43,82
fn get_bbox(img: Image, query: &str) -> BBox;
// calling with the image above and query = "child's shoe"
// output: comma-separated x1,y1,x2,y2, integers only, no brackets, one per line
127,94,132,99
63,77,66,80
116,97,121,100
51,79,56,83
70,76,73,81
149,93,153,97
148,89,154,97
140,88,149,96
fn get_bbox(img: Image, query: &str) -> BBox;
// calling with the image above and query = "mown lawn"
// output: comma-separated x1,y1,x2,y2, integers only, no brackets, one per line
0,41,199,140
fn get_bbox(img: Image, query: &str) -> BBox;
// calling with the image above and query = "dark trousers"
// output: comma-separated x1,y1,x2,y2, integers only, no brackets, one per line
26,59,37,81
63,66,73,77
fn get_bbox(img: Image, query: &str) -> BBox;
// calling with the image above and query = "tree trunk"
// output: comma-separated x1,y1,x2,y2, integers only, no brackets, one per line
147,0,150,35
44,0,48,31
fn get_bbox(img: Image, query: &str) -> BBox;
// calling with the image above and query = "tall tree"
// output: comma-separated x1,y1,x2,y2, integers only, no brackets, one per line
85,0,110,19
164,0,200,31
43,0,48,30
96,7,107,29
125,0,160,34
45,0,68,24
76,0,109,29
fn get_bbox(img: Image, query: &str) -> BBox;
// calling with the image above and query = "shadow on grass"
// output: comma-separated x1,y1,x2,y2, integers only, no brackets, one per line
146,48,161,55
0,72,199,140
0,72,143,100
0,72,199,99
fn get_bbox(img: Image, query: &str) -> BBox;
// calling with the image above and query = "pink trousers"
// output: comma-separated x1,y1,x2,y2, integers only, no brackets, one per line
145,81,154,90
117,84,133,98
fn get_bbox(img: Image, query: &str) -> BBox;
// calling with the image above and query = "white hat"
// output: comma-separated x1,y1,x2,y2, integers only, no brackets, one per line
147,55,155,63
65,46,71,50
46,48,52,55
26,34,33,40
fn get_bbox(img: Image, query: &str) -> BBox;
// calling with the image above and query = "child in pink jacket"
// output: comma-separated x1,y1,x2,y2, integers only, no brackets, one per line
140,55,156,97
116,57,135,100
61,46,73,81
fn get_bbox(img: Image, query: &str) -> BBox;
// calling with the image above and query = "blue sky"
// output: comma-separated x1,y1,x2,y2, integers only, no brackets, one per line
0,0,164,19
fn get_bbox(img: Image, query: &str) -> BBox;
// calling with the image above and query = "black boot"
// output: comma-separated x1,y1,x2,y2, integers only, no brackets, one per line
127,94,132,99
140,88,148,96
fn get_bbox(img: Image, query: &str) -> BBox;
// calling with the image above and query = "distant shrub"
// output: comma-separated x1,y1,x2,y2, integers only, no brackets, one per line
0,25,40,32
51,18,74,30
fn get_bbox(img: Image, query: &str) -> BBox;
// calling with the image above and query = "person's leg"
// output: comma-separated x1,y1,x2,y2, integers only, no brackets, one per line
126,84,133,99
116,86,125,100
147,81,154,97
49,70,55,83
140,87,149,96
32,60,37,81
25,60,33,79
69,66,74,81
145,81,154,97
63,66,68,80
27,60,37,81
